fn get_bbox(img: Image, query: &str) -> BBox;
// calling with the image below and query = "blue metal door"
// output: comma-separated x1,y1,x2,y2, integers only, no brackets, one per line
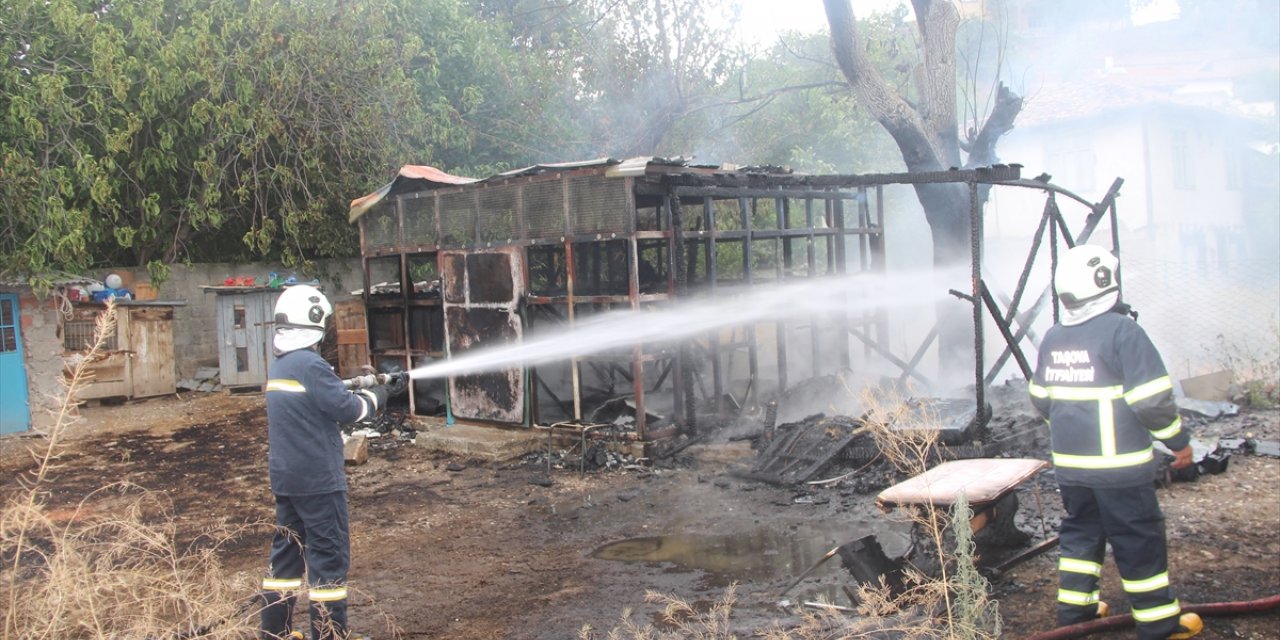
0,293,31,433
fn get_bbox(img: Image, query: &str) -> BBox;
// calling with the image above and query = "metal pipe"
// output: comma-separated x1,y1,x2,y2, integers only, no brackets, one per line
984,201,1051,386
778,544,844,598
565,241,582,421
668,195,690,429
742,198,760,408
628,235,647,440
979,280,1034,381
703,197,722,416
988,535,1059,575
777,197,791,394
970,181,986,419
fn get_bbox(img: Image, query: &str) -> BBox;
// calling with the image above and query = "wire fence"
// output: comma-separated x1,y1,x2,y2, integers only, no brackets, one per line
1122,256,1280,383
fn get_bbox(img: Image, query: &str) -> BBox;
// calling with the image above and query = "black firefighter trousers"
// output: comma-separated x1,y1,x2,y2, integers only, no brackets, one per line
1057,483,1182,640
260,491,351,640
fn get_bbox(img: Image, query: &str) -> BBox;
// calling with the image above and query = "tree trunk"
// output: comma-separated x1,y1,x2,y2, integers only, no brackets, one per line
824,0,1022,391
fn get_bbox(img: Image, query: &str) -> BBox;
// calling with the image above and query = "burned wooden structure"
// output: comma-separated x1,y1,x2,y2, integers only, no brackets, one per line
349,158,1121,443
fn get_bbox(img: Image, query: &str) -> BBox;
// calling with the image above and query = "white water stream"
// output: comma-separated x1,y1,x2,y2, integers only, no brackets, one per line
407,267,969,381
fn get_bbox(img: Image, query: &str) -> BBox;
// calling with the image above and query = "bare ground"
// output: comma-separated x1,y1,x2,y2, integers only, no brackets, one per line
2,393,1277,639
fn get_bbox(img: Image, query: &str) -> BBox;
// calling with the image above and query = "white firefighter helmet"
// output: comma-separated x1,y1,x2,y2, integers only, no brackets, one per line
274,284,332,330
272,285,331,353
1054,244,1119,309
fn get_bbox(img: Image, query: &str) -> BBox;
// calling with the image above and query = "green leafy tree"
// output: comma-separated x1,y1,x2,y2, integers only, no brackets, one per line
685,29,902,173
0,0,432,284
484,0,748,159
403,0,596,174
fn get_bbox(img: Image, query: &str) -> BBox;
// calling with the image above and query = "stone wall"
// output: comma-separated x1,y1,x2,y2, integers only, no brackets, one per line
106,258,365,379
3,258,364,430
6,289,67,423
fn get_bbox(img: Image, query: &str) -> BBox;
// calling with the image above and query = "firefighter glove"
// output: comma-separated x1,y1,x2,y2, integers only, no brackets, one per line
387,372,410,397
358,385,389,413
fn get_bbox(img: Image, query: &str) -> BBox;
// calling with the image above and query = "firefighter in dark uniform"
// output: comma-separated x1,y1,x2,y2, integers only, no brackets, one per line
260,285,388,640
1029,245,1202,640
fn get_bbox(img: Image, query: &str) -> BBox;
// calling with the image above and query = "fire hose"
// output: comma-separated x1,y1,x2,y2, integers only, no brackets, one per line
1025,594,1280,640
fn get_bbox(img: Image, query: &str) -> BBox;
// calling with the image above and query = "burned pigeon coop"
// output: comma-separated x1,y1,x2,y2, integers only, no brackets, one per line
350,159,1040,441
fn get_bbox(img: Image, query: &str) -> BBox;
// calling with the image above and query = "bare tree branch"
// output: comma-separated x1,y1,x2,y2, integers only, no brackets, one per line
823,0,942,170
964,81,1022,168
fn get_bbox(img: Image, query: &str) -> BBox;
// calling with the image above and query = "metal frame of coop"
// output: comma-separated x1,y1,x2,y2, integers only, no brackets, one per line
352,158,1124,444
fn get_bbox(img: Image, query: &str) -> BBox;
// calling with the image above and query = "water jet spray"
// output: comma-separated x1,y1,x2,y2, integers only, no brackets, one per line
405,267,969,383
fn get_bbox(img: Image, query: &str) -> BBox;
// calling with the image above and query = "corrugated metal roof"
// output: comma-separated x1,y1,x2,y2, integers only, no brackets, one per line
348,165,481,222
0,271,98,287
348,157,779,223
495,157,619,177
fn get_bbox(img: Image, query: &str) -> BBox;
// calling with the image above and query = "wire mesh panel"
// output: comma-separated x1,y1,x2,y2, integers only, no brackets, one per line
363,199,400,251
439,191,476,248
401,192,438,247
569,176,628,234
712,198,742,231
478,185,518,243
523,179,567,241
63,317,118,351
682,198,710,232
753,197,780,229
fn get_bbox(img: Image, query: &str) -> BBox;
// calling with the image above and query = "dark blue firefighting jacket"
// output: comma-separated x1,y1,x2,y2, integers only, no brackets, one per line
265,349,374,496
1029,310,1189,488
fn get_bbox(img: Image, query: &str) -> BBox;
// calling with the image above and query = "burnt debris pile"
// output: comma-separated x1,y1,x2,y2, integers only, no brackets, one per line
341,411,418,452
737,393,998,488
517,440,642,473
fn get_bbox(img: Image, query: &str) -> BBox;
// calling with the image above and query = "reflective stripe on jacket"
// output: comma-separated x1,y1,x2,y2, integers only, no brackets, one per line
1028,310,1189,488
266,349,374,496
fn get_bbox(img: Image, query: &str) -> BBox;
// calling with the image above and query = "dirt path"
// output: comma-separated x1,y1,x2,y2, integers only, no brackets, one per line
2,394,1277,639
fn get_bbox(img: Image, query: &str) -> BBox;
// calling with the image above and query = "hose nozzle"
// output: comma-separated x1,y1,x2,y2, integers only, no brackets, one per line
341,372,407,390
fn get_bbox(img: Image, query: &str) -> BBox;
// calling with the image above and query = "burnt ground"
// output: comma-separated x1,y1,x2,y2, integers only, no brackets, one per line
1,391,1277,640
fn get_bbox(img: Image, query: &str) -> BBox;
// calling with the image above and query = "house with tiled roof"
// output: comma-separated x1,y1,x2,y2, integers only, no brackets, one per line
986,77,1277,377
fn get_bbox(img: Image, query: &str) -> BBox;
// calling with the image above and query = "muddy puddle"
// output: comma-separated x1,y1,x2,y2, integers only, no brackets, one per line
591,523,911,602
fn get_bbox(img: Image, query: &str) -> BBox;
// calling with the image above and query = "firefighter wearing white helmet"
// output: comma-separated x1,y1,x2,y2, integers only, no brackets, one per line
1029,245,1201,640
260,284,384,640
272,284,333,353
1053,243,1121,326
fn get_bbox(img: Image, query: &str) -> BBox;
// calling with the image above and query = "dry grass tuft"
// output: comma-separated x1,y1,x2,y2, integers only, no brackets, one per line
0,302,260,639
578,585,738,640
852,386,1002,640
1207,319,1280,408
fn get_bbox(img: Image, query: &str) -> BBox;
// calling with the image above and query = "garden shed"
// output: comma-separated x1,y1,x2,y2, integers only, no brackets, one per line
65,300,186,402
201,286,285,391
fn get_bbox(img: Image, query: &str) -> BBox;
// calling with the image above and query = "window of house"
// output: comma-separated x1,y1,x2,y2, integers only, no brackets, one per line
1225,145,1241,190
1046,147,1096,193
1172,129,1195,189
0,298,17,353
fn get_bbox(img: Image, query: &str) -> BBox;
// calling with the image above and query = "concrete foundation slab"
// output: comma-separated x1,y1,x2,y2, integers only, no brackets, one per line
412,418,543,461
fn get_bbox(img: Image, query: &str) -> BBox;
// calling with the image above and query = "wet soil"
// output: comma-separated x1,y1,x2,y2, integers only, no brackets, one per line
1,393,1277,639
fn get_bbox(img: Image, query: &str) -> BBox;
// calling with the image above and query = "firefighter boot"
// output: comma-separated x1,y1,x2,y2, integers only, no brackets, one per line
1167,612,1203,639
